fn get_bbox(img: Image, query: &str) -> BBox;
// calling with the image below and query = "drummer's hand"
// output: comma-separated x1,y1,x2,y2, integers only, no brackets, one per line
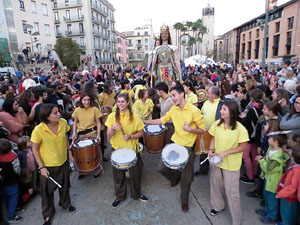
208,149,213,157
183,122,192,132
69,153,74,163
72,133,77,141
123,134,131,141
212,151,226,160
96,134,101,143
112,124,122,131
40,167,50,178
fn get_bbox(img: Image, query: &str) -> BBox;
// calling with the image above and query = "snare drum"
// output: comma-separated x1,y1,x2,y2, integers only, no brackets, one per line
72,138,101,172
161,144,189,170
143,124,166,154
111,148,137,170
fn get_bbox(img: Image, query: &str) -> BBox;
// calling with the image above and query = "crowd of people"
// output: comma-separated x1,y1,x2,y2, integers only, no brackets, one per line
0,57,299,225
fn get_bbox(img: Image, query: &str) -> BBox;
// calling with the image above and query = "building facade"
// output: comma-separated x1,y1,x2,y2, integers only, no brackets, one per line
123,22,154,67
53,0,116,67
115,31,128,67
2,0,56,61
214,0,300,65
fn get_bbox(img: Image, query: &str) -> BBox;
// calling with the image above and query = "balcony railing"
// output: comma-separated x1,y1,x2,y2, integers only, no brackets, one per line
91,4,108,17
54,19,60,24
93,31,102,37
65,30,85,36
56,32,62,38
94,45,104,50
79,44,86,49
102,34,108,39
64,15,84,22
53,2,82,9
102,21,109,28
91,17,101,24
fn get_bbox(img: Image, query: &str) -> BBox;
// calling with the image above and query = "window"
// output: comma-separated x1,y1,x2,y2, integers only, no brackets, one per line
42,4,48,16
254,40,259,59
145,45,148,50
44,24,50,36
288,17,294,30
33,22,39,33
136,54,142,59
80,37,85,47
19,0,25,10
247,41,252,59
249,32,252,41
67,24,72,33
53,0,57,8
31,1,36,13
66,10,70,20
286,31,292,55
241,43,245,59
65,0,69,6
22,22,27,33
275,22,280,33
56,25,60,35
128,39,132,46
256,29,259,38
145,38,148,43
54,12,59,21
137,32,140,36
273,34,280,56
242,34,245,42
79,23,84,33
78,8,82,19
47,44,52,50
144,31,148,35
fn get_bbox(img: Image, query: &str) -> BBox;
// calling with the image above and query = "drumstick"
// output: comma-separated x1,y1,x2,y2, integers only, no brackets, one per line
49,176,62,189
200,156,209,165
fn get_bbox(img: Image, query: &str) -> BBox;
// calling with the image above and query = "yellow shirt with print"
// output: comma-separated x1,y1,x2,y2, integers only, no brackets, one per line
132,98,154,120
105,111,144,152
201,98,220,130
209,120,249,171
185,92,198,105
72,107,102,133
31,118,70,167
161,103,205,147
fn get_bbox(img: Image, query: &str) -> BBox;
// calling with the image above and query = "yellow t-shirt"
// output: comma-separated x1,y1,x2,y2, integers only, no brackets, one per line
126,73,130,79
98,92,116,107
31,118,70,167
209,120,249,171
72,107,102,133
132,98,154,119
120,89,135,103
161,103,205,147
134,85,147,100
201,98,220,130
105,110,144,152
185,92,198,105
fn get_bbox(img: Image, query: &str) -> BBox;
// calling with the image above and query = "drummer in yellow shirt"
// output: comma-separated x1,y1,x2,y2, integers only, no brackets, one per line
132,89,154,120
120,79,134,103
106,93,148,209
144,84,205,213
183,81,198,107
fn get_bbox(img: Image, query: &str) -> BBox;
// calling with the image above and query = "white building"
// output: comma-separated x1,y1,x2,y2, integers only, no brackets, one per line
53,0,116,68
123,21,154,66
2,0,56,61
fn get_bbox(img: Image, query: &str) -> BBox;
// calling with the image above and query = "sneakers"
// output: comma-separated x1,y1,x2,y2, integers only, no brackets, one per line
8,215,23,223
139,194,148,202
66,206,76,213
255,208,267,217
93,173,101,180
78,174,86,179
112,199,121,209
194,170,208,176
240,176,255,184
259,216,276,224
16,206,26,214
210,209,218,216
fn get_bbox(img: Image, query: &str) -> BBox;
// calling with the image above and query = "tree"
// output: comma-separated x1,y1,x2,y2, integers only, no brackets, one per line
54,37,83,70
0,52,5,67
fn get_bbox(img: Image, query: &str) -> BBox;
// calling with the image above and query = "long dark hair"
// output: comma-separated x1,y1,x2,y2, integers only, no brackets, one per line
159,31,172,45
103,80,113,94
289,95,300,117
19,89,32,105
78,92,95,108
217,99,239,130
2,98,17,117
115,93,133,123
249,88,264,109
183,81,196,94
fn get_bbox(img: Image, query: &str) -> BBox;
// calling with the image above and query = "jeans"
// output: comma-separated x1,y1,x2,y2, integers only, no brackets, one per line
0,184,18,218
264,183,278,220
280,198,299,225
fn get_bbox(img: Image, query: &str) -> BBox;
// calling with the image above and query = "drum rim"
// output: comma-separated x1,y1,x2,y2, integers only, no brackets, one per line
161,144,189,163
111,148,137,165
111,158,137,170
73,138,96,148
143,124,166,135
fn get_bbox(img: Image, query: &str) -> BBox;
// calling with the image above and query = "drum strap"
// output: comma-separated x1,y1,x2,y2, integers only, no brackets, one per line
78,126,97,135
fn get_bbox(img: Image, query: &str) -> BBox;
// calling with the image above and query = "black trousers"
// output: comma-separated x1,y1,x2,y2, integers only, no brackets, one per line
158,144,195,204
112,153,143,201
40,161,71,219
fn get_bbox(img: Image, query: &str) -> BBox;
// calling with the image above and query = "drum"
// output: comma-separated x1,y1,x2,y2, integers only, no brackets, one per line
72,138,101,172
143,124,166,154
195,131,213,156
111,148,137,170
161,144,189,170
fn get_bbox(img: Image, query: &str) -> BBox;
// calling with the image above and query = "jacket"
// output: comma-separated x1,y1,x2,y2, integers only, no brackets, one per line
280,113,300,135
0,152,20,186
259,147,290,193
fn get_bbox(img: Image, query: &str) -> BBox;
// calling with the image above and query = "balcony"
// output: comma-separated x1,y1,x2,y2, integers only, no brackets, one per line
104,46,110,51
102,21,109,28
79,44,86,49
91,4,108,17
64,15,84,23
54,19,60,24
102,34,108,39
94,45,104,50
137,43,142,48
92,17,101,25
56,32,62,38
53,2,82,9
65,30,85,37
93,31,102,38
111,37,116,42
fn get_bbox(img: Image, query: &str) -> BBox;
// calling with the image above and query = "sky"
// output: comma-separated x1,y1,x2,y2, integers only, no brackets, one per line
109,0,289,35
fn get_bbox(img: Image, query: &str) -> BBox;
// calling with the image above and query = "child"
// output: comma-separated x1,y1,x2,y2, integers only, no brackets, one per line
276,146,300,225
17,136,37,208
0,139,23,223
255,134,290,224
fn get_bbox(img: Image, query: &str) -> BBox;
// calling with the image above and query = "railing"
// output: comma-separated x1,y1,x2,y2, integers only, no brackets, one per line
93,31,102,37
55,32,62,38
65,30,85,36
91,4,108,17
64,15,84,22
53,2,82,9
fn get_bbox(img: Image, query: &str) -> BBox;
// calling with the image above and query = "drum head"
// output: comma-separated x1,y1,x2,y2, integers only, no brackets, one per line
74,139,95,148
161,144,189,167
111,148,136,165
143,124,165,135
210,156,221,165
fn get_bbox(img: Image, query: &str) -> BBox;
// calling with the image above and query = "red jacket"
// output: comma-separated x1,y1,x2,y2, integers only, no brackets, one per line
277,163,300,202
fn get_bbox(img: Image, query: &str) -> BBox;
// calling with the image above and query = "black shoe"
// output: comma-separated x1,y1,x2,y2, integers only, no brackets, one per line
139,194,148,202
112,199,121,208
8,215,23,223
78,174,86,179
103,157,108,162
260,199,265,207
94,173,101,180
195,170,208,176
67,206,76,213
240,176,255,184
247,191,262,198
43,218,51,225
210,209,218,216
